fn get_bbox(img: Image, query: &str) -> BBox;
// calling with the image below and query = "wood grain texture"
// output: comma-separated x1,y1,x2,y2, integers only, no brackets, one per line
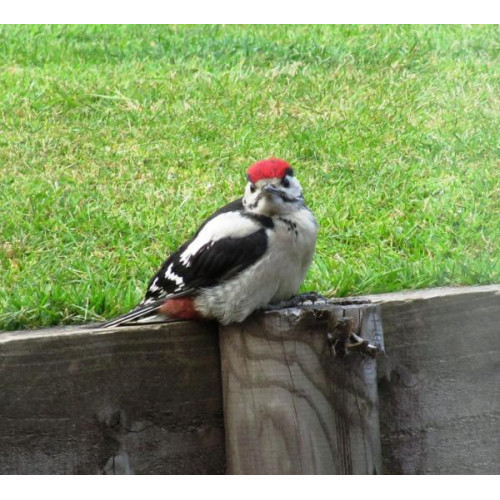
0,322,224,474
376,286,500,474
219,304,383,474
3,285,499,475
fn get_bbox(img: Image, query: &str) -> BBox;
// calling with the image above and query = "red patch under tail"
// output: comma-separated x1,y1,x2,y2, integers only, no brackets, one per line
159,297,204,320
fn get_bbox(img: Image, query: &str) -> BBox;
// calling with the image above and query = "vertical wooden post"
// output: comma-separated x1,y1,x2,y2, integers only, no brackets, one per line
219,304,383,474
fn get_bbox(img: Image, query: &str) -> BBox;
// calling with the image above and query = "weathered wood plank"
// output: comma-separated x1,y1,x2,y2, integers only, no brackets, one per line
2,285,499,474
219,304,383,474
0,322,224,474
372,285,500,474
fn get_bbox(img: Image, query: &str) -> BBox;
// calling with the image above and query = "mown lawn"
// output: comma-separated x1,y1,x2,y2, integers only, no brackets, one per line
0,25,499,330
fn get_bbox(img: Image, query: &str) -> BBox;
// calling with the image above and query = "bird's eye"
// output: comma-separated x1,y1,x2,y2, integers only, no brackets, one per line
282,177,290,188
250,184,256,193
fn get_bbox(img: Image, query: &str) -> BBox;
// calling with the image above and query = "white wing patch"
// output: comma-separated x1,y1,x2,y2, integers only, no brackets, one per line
164,263,184,289
148,277,160,292
180,212,260,265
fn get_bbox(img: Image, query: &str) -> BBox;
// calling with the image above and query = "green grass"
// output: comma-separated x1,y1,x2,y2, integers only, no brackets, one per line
0,25,499,330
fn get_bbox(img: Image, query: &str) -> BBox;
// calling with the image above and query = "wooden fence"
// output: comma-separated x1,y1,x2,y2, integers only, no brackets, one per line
0,285,499,474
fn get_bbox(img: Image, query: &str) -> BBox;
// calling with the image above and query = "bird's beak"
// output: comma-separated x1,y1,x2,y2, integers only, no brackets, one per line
263,185,280,197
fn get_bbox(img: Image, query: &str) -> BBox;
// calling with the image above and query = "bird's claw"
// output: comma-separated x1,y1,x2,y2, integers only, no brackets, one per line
294,291,329,304
263,291,329,311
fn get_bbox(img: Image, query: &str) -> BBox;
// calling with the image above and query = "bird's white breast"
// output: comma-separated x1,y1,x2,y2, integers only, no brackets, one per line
195,208,317,324
268,209,318,302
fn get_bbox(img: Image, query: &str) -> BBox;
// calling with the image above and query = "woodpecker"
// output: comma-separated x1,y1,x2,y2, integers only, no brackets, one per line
102,158,318,327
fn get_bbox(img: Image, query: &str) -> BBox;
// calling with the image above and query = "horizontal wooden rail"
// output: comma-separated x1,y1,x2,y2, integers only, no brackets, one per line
0,321,224,474
366,285,500,474
0,285,499,474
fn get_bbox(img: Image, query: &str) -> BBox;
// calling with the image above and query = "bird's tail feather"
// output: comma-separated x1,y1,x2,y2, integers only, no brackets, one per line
97,299,167,329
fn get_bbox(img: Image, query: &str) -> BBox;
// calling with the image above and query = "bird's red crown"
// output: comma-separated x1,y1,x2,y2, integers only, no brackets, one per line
247,158,293,184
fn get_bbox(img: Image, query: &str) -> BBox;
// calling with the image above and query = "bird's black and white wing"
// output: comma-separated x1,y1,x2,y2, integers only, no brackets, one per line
144,203,273,302
100,199,272,327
